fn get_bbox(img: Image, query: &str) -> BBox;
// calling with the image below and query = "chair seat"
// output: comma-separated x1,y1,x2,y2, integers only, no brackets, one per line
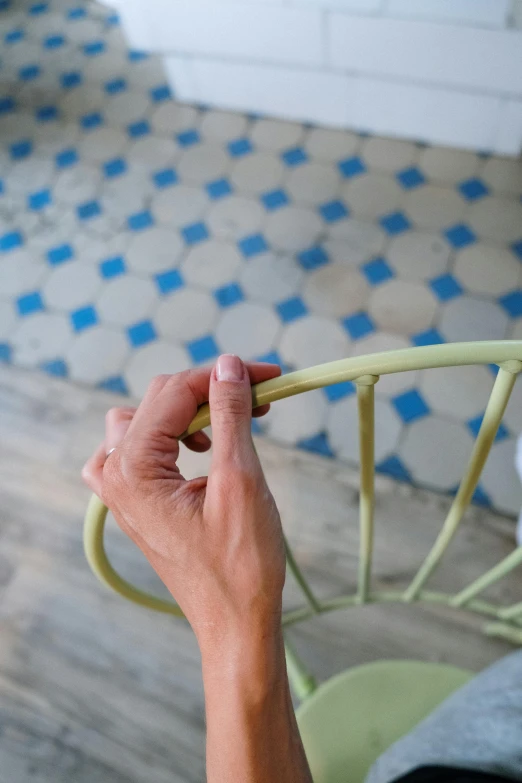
296,659,472,783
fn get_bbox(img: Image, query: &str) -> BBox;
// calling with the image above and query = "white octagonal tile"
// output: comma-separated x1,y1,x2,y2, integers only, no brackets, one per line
279,315,351,368
369,279,438,335
481,438,522,516
231,152,284,195
156,288,218,342
303,265,369,318
215,302,280,358
182,240,242,289
240,253,303,305
207,196,264,240
400,417,475,491
439,297,509,342
96,276,158,327
454,243,520,296
265,206,322,253
43,262,101,312
127,227,183,274
262,388,327,445
151,185,209,228
387,231,451,281
66,325,130,384
11,312,72,368
420,365,495,420
124,340,190,398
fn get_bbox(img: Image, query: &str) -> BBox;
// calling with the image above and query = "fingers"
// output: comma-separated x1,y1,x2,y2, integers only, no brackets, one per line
208,354,262,474
127,362,281,445
81,406,136,498
183,430,212,453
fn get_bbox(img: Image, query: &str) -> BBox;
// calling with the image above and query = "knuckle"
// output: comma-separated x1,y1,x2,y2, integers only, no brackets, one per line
212,393,249,419
105,406,135,426
147,374,171,396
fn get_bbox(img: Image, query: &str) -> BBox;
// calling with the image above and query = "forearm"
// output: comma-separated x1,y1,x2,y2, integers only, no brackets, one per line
200,621,313,783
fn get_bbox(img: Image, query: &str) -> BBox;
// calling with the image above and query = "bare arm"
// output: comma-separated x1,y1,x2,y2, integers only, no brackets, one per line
82,354,313,783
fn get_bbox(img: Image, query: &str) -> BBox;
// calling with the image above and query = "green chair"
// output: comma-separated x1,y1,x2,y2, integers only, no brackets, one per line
84,341,522,783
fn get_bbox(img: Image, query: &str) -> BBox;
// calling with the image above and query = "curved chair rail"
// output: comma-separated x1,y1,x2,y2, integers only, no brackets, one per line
84,341,522,663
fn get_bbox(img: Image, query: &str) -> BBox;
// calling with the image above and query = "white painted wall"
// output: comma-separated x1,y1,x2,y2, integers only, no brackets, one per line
109,0,522,155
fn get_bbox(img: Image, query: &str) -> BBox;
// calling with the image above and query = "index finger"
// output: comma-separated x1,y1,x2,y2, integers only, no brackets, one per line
125,362,281,445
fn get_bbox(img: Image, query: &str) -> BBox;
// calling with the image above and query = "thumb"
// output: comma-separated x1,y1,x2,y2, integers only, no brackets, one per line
208,354,260,472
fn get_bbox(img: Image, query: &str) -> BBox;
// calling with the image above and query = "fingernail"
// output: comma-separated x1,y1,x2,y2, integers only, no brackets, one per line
216,354,243,382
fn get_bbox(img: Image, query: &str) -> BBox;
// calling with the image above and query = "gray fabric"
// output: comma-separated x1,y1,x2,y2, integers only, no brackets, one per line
366,651,522,783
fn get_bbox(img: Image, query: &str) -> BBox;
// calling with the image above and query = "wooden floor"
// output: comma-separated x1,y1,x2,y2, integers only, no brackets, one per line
0,364,520,782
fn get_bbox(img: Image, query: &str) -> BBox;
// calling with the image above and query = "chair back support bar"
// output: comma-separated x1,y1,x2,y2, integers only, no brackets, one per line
84,342,522,697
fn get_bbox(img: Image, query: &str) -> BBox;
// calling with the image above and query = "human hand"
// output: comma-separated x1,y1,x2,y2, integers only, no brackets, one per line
82,356,286,648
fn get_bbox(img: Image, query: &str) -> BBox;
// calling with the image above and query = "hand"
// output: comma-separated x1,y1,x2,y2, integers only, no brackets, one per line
82,355,286,647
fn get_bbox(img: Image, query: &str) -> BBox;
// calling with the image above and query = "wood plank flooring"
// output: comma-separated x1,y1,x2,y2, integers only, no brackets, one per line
0,364,519,782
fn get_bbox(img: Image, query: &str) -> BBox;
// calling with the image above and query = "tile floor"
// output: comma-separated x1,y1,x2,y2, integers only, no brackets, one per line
1,0,522,515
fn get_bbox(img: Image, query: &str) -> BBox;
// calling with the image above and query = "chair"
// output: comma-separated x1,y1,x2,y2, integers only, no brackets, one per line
84,340,522,783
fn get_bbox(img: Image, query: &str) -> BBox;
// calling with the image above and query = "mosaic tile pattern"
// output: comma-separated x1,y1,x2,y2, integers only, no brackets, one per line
1,0,522,515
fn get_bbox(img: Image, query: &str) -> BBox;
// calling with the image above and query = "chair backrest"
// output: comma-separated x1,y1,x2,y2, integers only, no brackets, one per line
84,341,522,698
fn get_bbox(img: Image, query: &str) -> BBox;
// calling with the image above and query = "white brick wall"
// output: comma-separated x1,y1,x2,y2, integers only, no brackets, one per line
328,17,522,94
111,0,522,154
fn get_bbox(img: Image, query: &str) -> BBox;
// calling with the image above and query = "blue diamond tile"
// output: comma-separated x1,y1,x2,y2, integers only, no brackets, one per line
127,319,157,347
67,6,87,19
17,291,44,316
251,418,264,435
187,334,219,364
396,166,426,189
128,49,149,62
297,245,329,271
83,40,105,56
467,414,509,443
342,312,375,340
319,200,349,223
103,157,127,178
77,200,102,221
98,375,129,395
0,230,23,252
281,147,308,167
499,290,522,317
214,282,244,308
152,167,178,189
338,156,366,179
276,296,308,323
105,12,120,26
444,224,476,249
44,34,65,49
238,233,268,258
323,380,356,402
181,221,209,245
127,119,150,138
55,148,78,168
297,431,334,458
206,177,232,200
10,139,32,160
19,64,40,81
29,2,47,13
150,84,171,102
380,211,411,235
5,28,24,43
41,358,68,378
127,210,154,231
228,138,253,157
28,189,51,211
71,305,98,332
80,112,103,130
376,455,412,482
36,105,58,123
0,343,12,362
155,269,184,294
472,485,491,507
60,70,82,89
177,129,200,147
512,240,522,260
459,177,489,201
256,349,286,369
0,96,15,114
261,189,289,211
47,243,74,265
0,179,4,195
104,77,127,95
429,274,464,301
100,256,126,279
392,389,430,423
362,257,394,285
412,328,445,347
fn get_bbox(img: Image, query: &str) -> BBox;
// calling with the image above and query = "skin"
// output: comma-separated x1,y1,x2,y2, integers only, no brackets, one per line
82,354,313,783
